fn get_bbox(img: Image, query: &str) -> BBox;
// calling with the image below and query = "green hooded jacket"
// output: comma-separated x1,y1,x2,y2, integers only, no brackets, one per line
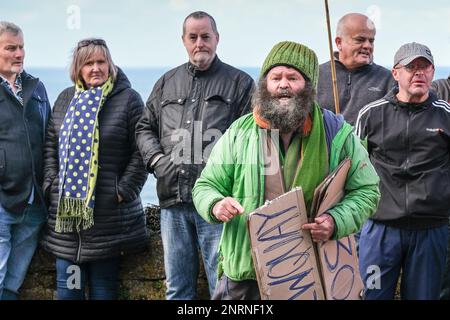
193,110,380,281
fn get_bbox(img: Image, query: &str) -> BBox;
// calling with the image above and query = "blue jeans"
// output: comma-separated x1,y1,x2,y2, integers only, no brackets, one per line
161,204,223,300
56,257,120,300
359,219,448,300
0,203,46,300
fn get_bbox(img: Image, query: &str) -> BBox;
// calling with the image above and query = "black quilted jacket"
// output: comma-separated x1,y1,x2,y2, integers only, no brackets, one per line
41,68,149,263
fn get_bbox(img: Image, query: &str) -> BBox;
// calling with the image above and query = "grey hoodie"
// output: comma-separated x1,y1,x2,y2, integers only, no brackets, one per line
431,76,450,102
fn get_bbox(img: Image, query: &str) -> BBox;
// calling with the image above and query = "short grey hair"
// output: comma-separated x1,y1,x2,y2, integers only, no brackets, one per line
182,11,219,36
0,21,23,37
336,13,375,37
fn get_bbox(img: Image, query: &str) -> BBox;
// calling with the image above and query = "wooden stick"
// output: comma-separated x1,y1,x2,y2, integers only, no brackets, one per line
324,0,340,114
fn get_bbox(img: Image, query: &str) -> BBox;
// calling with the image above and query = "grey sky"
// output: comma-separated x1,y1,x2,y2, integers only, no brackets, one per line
2,0,450,68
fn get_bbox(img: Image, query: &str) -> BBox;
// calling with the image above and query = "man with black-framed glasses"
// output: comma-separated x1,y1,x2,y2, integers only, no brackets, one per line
355,42,450,299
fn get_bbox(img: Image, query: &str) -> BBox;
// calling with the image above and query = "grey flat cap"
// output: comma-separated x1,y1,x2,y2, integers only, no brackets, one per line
393,42,434,67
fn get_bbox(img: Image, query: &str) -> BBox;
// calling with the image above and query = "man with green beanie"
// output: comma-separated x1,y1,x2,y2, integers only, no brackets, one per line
192,41,380,299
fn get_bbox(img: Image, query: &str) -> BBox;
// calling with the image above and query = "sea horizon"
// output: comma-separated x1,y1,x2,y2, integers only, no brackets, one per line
27,66,450,105
27,66,450,206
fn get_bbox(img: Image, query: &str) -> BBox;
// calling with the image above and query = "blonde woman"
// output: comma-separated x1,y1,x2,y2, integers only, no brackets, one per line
42,38,148,300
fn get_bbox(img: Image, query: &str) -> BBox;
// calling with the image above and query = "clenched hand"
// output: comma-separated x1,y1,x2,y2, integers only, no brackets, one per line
212,197,244,222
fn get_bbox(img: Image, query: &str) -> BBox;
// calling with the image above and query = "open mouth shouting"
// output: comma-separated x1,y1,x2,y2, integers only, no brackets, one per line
276,90,294,103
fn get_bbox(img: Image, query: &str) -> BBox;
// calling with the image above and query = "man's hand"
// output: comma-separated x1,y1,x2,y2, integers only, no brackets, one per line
302,213,335,242
212,197,244,222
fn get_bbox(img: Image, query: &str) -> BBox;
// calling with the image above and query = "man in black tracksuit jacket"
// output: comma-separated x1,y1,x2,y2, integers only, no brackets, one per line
135,11,254,300
356,42,450,300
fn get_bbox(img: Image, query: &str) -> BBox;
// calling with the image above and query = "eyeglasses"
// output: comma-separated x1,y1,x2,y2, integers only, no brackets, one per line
77,39,107,50
395,62,434,73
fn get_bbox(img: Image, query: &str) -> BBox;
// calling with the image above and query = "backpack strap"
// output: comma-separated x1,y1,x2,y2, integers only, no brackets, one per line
322,108,345,158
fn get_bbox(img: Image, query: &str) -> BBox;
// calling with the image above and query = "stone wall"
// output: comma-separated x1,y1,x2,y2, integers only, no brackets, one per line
20,205,209,300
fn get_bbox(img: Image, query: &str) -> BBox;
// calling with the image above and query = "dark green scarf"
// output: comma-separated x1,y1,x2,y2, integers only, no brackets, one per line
282,103,329,212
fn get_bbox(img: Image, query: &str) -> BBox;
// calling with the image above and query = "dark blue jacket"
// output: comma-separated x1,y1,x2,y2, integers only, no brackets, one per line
0,71,51,213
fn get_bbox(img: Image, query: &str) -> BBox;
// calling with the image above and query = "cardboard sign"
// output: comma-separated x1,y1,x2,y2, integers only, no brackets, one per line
311,158,351,220
317,235,363,300
248,187,325,300
248,159,364,300
311,158,365,300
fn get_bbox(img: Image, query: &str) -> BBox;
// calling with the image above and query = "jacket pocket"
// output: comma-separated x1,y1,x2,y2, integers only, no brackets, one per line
201,94,232,162
409,167,450,218
202,94,232,133
160,97,186,138
31,94,47,103
115,176,122,204
43,175,57,204
154,153,178,203
0,148,5,178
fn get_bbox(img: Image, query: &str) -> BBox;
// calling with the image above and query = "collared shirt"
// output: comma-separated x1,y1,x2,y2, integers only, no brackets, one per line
0,73,23,105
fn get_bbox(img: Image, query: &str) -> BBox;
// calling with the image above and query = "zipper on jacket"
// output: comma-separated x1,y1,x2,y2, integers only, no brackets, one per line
193,76,204,165
404,112,411,215
21,92,48,207
76,230,82,263
179,75,197,203
22,116,43,203
197,79,206,165
344,73,352,102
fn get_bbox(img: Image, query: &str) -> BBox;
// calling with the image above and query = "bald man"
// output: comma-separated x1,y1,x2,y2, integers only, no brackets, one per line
317,13,395,125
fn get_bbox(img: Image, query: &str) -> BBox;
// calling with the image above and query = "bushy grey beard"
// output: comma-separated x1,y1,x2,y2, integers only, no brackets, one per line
253,78,316,133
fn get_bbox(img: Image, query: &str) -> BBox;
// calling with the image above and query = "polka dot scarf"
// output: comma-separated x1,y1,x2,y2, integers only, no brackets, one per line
56,77,114,233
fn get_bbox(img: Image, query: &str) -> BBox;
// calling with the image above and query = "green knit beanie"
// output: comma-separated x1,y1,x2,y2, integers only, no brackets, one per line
260,41,319,88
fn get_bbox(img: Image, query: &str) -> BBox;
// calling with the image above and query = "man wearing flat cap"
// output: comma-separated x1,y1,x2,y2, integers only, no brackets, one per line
193,41,380,299
356,42,450,300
